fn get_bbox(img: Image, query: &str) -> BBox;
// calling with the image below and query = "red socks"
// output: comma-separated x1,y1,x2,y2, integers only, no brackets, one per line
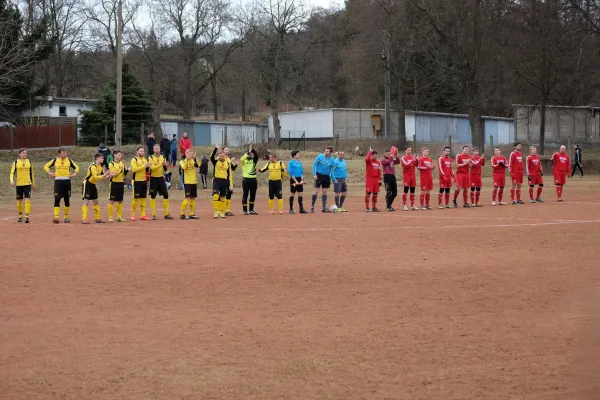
372,193,378,208
365,194,370,208
556,186,563,198
402,193,407,205
438,193,442,206
510,188,515,201
425,193,430,207
529,187,534,200
470,191,475,204
475,191,480,204
537,186,543,198
445,193,450,205
498,189,504,202
410,194,415,207
453,190,459,201
493,188,498,202
462,190,468,204
516,189,521,201
420,194,425,207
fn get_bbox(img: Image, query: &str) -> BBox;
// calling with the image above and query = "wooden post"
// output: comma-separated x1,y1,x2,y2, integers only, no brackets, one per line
58,124,62,147
412,134,416,153
568,135,572,158
9,125,14,152
490,135,494,152
224,125,228,146
335,134,339,150
448,134,452,155
140,122,145,145
104,124,108,145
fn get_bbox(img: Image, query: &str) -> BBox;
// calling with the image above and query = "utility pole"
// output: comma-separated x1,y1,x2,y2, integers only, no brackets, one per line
115,0,123,149
381,32,391,140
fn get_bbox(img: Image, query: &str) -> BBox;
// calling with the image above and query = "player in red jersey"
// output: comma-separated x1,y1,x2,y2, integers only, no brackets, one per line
551,145,571,202
469,147,485,207
401,146,419,211
438,146,454,209
417,147,435,210
508,142,525,204
490,148,508,205
526,146,544,203
453,145,472,208
365,146,382,212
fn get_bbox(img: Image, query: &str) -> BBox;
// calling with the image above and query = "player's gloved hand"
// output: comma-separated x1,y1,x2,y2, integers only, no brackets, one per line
541,171,544,176
527,175,531,181
379,181,382,187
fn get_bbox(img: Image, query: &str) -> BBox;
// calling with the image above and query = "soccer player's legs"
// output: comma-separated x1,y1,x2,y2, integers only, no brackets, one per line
132,181,146,219
274,181,284,213
225,188,233,215
248,179,258,213
211,180,221,217
554,172,566,201
188,184,198,218
334,180,343,207
108,182,125,222
492,174,506,205
365,180,379,211
15,186,24,220
453,174,469,207
82,182,100,223
242,179,250,213
470,176,482,206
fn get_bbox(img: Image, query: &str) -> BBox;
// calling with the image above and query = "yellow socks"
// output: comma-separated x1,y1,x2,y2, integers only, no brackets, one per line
150,198,157,216
212,196,219,212
219,199,225,213
278,199,283,211
17,202,22,216
82,205,88,221
64,207,70,217
268,199,274,210
226,199,231,212
25,200,30,215
117,203,123,219
132,199,138,216
181,199,189,215
163,199,170,216
53,207,60,219
139,198,146,215
190,199,196,215
94,205,100,220
108,204,114,220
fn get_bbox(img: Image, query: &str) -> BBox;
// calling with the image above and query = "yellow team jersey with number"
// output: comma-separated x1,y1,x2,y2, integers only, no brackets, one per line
84,162,105,185
180,158,199,185
148,154,166,178
260,161,286,181
44,157,79,178
109,161,127,183
10,159,34,186
131,157,148,182
214,159,233,186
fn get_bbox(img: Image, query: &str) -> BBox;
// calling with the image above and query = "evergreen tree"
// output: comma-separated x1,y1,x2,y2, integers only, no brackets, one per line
80,64,153,145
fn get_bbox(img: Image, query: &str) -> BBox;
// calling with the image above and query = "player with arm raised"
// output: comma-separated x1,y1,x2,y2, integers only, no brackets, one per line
509,142,525,204
417,147,435,210
240,144,259,215
453,145,472,208
552,145,571,202
288,150,308,214
81,153,112,224
491,148,508,205
311,147,335,213
180,149,200,219
211,144,238,216
365,147,382,212
149,144,173,220
9,148,34,223
44,148,79,223
469,147,485,207
437,146,453,209
331,151,349,212
400,146,418,211
382,148,401,211
526,146,544,203
107,150,128,222
211,149,233,218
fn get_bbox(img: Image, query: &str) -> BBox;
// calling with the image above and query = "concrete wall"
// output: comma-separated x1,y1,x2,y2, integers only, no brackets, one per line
333,109,399,139
275,110,333,139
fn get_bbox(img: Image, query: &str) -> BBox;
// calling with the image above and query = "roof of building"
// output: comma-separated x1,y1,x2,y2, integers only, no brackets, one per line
276,108,513,121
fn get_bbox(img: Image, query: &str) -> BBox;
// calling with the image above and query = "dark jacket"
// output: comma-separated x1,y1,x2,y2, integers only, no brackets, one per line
160,137,170,155
146,137,156,154
199,158,209,175
575,148,582,163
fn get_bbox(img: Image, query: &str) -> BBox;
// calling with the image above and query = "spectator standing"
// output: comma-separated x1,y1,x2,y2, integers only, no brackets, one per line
179,133,192,190
146,133,156,156
199,155,209,189
97,143,111,169
170,134,178,165
572,144,583,177
160,135,171,160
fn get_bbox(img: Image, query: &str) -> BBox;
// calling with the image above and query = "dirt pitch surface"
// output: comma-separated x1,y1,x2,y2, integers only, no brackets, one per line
1,178,600,400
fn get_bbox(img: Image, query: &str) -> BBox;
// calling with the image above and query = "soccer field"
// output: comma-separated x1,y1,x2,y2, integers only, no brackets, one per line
1,177,600,399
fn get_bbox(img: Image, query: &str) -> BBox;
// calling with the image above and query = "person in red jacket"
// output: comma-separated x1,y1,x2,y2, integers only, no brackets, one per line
400,146,419,210
469,147,485,207
179,132,192,159
551,145,571,202
438,146,453,209
491,148,508,205
453,145,472,208
508,142,525,204
526,146,544,203
365,147,382,212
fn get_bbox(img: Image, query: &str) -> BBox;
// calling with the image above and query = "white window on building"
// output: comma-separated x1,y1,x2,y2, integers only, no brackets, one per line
59,106,67,116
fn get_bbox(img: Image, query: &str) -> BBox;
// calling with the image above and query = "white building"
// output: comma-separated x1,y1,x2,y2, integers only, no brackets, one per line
20,97,97,128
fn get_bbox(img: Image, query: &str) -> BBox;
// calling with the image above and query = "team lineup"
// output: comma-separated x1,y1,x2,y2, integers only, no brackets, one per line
8,141,574,223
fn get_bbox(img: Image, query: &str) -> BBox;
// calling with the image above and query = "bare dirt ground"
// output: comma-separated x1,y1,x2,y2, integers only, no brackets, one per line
1,177,599,400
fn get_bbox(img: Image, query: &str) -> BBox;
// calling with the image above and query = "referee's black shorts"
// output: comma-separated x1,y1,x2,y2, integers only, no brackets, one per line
314,173,331,189
269,180,283,199
82,181,98,200
212,178,228,198
133,181,147,198
149,177,169,198
16,185,31,200
109,182,125,202
184,183,198,199
54,179,71,199
290,177,303,193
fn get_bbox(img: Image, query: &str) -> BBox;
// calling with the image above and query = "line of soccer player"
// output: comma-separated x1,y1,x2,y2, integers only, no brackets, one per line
7,141,573,223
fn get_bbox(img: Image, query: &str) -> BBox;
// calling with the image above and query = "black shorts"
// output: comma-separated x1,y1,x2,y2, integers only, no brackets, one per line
269,180,283,198
16,185,31,200
54,179,71,199
184,183,198,199
82,181,98,200
212,178,228,198
314,173,331,189
149,177,168,198
290,177,304,193
133,181,147,198
109,182,125,202
333,178,347,194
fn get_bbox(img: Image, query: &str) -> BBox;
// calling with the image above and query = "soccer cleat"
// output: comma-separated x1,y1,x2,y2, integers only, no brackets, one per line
189,215,199,219
310,207,314,213
140,216,151,221
445,205,453,209
366,208,370,212
213,212,219,219
243,211,249,215
180,215,187,220
499,201,507,205
95,219,106,224
476,204,482,207
372,208,381,212
517,200,525,204
557,198,564,202
269,210,274,214
403,205,410,211
64,218,71,223
279,210,284,215
453,200,458,208
219,212,226,218
386,207,395,212
471,204,476,208
108,218,114,223
322,209,328,213
426,206,433,210
512,200,517,205
164,215,174,220
338,208,347,213
535,198,544,203
249,210,259,215
411,206,418,211
530,200,535,203
439,205,444,209
151,215,157,220
117,217,126,222
82,220,90,224
53,218,60,224
289,209,295,214
225,212,234,216
299,209,308,214
463,204,470,208
420,206,426,210
24,217,29,224
130,216,137,221
17,217,23,223
492,201,497,206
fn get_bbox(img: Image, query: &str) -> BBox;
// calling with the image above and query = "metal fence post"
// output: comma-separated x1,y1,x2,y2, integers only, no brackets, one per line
140,123,145,145
59,124,62,147
490,135,494,153
224,125,228,146
568,135,572,158
10,125,14,152
412,134,416,152
448,134,452,155
335,134,339,150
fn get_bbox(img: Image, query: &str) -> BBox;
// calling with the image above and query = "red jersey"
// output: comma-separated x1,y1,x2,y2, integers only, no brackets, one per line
438,155,453,177
365,151,382,180
401,155,418,176
417,156,434,180
526,154,543,176
551,152,571,174
491,155,508,174
455,153,471,174
470,155,485,175
509,151,524,172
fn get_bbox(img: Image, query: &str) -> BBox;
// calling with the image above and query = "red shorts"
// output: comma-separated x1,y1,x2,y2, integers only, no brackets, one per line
528,174,543,186
469,175,482,188
510,171,524,185
403,174,416,188
420,178,433,191
439,175,452,189
493,173,506,187
455,173,469,188
553,171,566,186
366,179,380,193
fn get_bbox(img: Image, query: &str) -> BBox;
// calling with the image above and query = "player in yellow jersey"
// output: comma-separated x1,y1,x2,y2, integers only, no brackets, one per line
81,153,112,224
259,153,286,214
149,144,173,220
108,150,128,222
180,149,200,219
130,146,152,221
9,148,34,223
44,148,79,223
211,149,233,218
211,144,238,216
